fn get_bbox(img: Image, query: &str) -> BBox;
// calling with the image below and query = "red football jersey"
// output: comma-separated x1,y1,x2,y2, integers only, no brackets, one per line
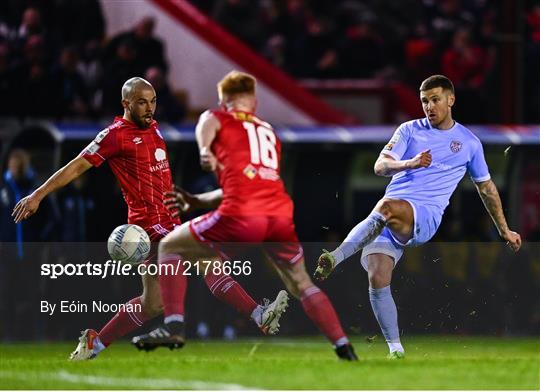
80,117,180,231
210,109,294,217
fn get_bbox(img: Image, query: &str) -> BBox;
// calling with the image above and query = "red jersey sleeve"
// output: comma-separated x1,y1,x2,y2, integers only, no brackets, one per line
79,127,120,167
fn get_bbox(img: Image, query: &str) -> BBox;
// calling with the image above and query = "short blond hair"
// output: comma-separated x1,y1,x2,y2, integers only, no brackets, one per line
217,71,256,101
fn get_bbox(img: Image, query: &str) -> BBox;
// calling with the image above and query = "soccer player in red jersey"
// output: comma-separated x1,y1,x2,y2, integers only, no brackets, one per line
12,77,180,359
12,77,282,360
132,71,357,360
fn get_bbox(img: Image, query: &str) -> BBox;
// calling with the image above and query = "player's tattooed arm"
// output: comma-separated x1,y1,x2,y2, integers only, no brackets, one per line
374,154,402,177
475,180,508,233
475,179,522,251
374,150,431,177
12,156,92,223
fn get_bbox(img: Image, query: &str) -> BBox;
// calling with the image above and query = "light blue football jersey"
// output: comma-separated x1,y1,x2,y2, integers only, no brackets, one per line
381,118,490,215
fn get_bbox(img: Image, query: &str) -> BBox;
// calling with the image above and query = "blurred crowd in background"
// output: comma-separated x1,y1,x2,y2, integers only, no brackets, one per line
0,0,185,121
192,0,540,123
0,0,539,122
196,0,498,81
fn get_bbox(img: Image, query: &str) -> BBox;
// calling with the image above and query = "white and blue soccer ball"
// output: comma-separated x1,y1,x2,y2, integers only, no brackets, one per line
107,224,151,264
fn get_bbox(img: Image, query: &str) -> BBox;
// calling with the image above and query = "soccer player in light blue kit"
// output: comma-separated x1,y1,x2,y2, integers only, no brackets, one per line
313,75,522,359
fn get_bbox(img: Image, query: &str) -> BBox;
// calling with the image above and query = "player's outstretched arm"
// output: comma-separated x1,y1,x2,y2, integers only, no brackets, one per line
164,185,223,216
474,179,521,252
12,156,92,223
374,150,432,177
195,111,221,172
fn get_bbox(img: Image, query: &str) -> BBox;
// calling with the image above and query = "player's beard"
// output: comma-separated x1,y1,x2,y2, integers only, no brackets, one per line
131,110,153,129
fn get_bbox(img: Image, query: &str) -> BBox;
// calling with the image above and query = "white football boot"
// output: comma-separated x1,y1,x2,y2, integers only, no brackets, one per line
259,290,289,335
69,329,101,361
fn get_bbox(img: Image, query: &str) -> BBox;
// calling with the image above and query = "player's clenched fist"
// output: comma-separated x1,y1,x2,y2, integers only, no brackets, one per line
502,230,522,252
408,149,432,169
12,193,41,223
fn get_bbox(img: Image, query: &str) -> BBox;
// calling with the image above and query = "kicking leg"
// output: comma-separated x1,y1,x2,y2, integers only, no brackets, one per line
315,198,414,280
367,253,404,359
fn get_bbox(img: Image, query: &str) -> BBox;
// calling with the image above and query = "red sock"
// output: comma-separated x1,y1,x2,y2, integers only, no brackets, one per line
204,271,258,317
158,254,187,317
300,286,348,346
98,296,149,346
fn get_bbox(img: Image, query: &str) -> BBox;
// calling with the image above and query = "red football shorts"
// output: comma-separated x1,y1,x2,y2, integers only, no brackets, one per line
189,211,304,265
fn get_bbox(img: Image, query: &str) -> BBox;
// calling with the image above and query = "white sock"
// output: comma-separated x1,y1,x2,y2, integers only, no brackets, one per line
388,341,404,353
333,337,350,347
251,305,264,326
164,314,184,324
331,211,386,265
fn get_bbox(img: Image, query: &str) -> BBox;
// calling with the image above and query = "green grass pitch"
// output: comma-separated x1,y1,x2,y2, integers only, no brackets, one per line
1,336,539,390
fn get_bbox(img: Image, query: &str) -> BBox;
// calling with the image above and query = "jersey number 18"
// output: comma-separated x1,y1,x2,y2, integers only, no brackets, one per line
243,122,278,169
